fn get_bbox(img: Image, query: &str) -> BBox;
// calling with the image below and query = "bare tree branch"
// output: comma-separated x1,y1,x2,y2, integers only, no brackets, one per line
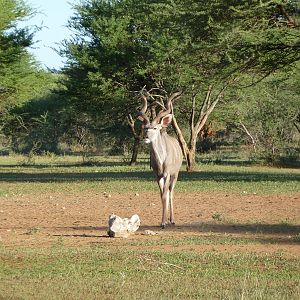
277,4,298,27
239,121,257,151
127,113,138,138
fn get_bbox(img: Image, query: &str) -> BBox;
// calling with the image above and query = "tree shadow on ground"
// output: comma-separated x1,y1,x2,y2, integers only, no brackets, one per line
0,158,151,169
0,161,141,169
0,170,299,183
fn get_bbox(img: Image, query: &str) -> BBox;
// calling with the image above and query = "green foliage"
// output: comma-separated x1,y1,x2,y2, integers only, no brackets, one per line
1,0,299,162
60,0,300,163
0,0,45,110
220,65,300,164
2,91,68,154
0,1,65,155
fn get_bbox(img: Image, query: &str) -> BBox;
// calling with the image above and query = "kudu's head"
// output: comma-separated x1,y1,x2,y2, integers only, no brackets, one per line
138,91,182,144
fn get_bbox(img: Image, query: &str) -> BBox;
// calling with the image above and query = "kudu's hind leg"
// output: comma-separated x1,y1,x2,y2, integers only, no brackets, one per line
169,174,178,225
158,174,170,228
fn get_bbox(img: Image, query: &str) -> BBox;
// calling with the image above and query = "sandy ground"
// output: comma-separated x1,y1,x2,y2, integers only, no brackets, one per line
0,191,299,255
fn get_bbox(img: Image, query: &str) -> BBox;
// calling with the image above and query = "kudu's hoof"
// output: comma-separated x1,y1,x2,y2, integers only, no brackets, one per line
161,223,167,229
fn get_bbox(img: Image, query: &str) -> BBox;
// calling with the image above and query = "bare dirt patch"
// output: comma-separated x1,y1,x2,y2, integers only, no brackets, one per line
0,191,299,255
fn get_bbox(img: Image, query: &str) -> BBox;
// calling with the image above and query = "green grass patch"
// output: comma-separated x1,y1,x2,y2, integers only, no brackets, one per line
0,155,299,196
129,234,258,247
0,245,299,300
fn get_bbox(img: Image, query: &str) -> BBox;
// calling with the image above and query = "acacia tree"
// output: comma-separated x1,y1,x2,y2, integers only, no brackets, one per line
61,0,300,170
0,0,61,154
0,0,48,110
221,66,300,163
59,0,152,159
144,0,300,170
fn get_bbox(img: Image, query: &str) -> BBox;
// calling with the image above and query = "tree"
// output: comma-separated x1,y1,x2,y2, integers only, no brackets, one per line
0,0,57,108
0,0,60,154
0,0,35,109
61,0,300,170
145,0,300,170
222,66,300,163
60,0,160,160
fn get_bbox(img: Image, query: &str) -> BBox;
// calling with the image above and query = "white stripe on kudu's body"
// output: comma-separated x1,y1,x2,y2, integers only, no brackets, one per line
138,92,183,228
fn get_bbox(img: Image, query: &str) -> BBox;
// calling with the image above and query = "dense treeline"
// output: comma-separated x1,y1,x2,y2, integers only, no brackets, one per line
0,0,299,168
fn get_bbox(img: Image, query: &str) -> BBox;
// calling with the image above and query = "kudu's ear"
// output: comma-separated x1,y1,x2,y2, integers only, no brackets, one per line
161,114,173,127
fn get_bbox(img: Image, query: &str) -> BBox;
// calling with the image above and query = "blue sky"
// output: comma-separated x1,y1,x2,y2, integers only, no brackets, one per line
23,0,75,70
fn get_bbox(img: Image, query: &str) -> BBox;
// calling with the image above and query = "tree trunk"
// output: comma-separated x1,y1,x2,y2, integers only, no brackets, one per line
172,84,228,171
172,116,198,172
127,113,143,166
130,137,140,166
186,148,196,172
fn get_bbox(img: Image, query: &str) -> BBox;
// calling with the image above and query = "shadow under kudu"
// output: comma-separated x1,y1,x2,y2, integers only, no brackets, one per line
52,223,300,245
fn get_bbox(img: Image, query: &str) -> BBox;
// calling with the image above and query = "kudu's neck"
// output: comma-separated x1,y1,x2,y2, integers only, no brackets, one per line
150,131,167,167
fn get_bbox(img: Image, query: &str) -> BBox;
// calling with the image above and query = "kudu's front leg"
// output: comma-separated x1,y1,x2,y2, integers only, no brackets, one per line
158,174,170,228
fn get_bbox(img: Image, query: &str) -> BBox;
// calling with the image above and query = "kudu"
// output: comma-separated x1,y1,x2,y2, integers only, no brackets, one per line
138,91,183,228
